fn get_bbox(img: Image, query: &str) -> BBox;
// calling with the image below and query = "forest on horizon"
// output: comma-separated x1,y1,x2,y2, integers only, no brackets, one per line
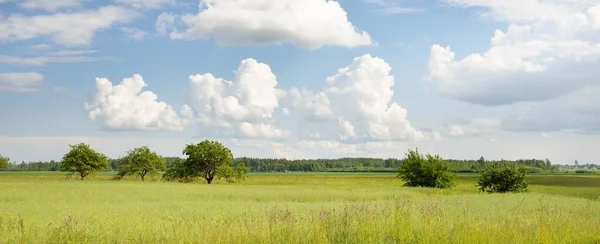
2,156,598,173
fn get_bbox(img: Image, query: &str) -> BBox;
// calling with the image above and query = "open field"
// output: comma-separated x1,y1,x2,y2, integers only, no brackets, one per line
1,172,600,243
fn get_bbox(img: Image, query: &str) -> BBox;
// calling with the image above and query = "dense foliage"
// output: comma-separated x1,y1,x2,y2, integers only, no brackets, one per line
60,143,110,180
115,146,166,181
163,140,247,184
397,149,455,188
233,157,402,172
478,165,529,193
3,150,597,174
0,154,8,169
217,162,249,183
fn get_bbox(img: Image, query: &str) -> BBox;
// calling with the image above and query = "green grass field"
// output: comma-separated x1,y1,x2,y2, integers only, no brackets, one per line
1,172,600,243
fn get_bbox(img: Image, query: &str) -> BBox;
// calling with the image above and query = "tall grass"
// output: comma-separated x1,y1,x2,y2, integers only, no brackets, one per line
1,173,599,243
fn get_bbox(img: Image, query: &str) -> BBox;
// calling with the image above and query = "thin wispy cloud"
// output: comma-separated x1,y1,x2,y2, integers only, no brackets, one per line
0,50,109,66
361,0,424,14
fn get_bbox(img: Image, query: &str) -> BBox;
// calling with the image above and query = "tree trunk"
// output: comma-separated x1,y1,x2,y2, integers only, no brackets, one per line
80,175,85,181
206,176,213,184
141,171,147,182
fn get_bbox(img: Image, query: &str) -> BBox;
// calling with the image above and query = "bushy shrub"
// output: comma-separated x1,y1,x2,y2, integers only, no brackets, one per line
478,165,528,193
397,149,455,188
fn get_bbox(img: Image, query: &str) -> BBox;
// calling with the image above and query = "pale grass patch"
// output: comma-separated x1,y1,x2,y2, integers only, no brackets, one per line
0,174,599,243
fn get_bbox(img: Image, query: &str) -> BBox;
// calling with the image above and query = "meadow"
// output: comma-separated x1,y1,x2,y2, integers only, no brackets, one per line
1,172,600,243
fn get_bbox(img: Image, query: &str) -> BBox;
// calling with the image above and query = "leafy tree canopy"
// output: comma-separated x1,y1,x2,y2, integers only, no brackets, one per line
115,146,166,181
163,140,247,184
397,149,455,189
60,143,109,180
0,154,9,169
478,165,528,193
217,162,249,183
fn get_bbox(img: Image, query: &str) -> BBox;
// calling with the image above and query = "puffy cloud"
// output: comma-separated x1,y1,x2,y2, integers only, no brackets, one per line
0,6,135,46
289,54,425,141
160,0,373,49
326,55,425,141
0,72,44,92
116,0,174,10
186,58,288,139
188,58,281,123
429,1,600,105
288,88,335,121
239,122,290,139
85,74,189,131
502,87,600,134
77,55,425,142
338,118,356,139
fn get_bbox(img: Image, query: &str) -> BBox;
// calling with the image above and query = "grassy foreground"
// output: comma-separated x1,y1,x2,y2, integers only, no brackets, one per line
1,172,599,243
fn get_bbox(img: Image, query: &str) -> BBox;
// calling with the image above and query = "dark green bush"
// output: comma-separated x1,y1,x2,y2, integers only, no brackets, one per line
397,149,455,189
478,165,528,193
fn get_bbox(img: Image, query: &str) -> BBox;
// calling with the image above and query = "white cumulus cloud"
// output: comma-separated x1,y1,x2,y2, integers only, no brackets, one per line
289,88,335,121
85,74,189,131
186,58,289,139
159,0,373,49
289,54,425,142
239,122,290,139
429,1,600,106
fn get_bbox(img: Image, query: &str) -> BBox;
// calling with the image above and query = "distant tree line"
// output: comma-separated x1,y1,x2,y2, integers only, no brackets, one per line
4,153,591,174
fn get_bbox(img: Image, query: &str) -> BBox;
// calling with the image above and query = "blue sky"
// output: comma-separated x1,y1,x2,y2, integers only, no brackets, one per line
1,0,599,164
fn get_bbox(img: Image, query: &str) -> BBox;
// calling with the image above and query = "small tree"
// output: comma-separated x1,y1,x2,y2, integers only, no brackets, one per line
61,143,109,180
115,146,166,181
397,149,455,188
163,140,247,184
0,154,9,169
478,165,528,193
217,162,249,183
